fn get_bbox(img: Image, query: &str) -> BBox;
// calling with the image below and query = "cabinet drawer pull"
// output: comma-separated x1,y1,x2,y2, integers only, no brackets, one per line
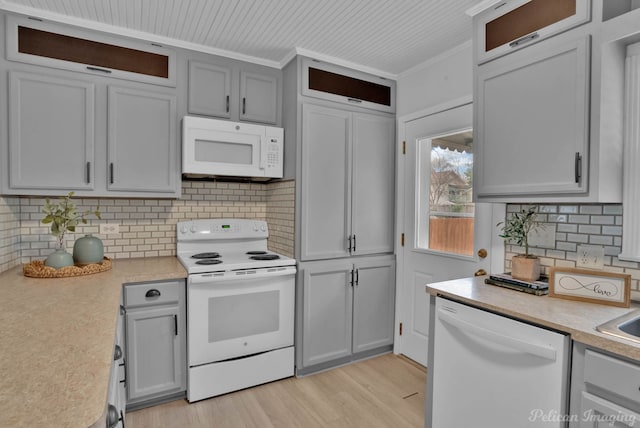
145,288,161,298
509,32,539,48
87,65,112,74
113,344,123,361
347,98,362,104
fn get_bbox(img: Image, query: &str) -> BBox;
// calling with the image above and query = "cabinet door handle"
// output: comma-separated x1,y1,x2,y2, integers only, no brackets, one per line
226,95,230,113
350,269,354,287
174,314,178,336
109,163,114,184
242,97,246,115
575,152,582,183
86,161,91,184
353,235,357,252
145,288,161,298
348,235,353,253
347,98,362,104
355,269,359,286
509,32,539,48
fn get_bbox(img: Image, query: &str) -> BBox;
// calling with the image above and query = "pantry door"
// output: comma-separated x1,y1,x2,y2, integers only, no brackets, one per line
395,100,503,366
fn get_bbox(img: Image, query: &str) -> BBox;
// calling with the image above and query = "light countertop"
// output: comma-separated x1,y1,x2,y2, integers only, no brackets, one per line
0,257,187,428
427,276,640,361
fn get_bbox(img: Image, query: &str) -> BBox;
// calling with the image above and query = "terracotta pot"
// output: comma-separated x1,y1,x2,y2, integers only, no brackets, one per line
511,255,540,282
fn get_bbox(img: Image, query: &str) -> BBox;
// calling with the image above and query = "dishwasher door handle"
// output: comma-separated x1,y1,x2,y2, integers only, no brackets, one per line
437,308,557,361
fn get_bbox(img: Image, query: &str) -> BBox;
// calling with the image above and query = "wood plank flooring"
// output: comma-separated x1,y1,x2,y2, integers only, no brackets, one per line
127,354,426,428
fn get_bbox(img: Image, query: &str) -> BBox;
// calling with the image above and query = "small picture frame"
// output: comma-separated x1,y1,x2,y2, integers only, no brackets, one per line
549,267,631,307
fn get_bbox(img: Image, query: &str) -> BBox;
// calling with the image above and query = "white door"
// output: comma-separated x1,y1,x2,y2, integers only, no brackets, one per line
395,101,503,366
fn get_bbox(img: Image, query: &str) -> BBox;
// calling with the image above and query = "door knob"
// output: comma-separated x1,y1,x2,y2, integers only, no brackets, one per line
477,248,488,259
474,269,487,276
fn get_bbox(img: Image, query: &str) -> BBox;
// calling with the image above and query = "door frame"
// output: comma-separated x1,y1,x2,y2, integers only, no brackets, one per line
392,95,506,358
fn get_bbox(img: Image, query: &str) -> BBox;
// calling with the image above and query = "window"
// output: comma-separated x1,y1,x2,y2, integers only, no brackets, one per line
417,130,474,256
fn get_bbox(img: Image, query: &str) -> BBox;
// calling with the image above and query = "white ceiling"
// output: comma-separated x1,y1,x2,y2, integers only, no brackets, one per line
0,0,487,78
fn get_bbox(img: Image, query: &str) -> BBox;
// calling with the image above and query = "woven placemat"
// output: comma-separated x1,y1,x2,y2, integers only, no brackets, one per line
23,257,112,278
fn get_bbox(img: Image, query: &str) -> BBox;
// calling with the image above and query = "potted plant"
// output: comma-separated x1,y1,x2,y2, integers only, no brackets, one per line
41,192,101,268
497,207,544,282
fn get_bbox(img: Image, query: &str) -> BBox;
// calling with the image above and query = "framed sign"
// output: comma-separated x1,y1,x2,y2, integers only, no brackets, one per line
549,267,631,307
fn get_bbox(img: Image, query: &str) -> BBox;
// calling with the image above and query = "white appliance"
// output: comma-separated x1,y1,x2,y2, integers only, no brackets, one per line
430,297,570,428
182,116,284,180
177,219,296,402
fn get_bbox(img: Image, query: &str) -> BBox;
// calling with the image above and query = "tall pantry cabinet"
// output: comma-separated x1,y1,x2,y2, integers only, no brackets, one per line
283,57,397,375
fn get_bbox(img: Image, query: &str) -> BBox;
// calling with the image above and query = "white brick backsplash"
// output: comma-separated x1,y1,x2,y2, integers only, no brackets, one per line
503,203,639,292
0,180,295,272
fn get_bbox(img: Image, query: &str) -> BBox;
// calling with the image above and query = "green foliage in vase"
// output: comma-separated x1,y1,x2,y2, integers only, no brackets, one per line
496,206,544,258
41,192,101,249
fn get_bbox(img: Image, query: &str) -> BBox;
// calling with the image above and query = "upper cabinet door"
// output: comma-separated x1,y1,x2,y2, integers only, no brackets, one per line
351,113,396,255
475,35,590,198
239,71,278,124
187,61,232,119
107,86,178,195
301,104,352,261
475,0,591,63
8,71,95,191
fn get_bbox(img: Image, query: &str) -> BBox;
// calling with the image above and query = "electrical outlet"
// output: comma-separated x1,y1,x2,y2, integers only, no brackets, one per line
576,245,604,270
99,223,119,235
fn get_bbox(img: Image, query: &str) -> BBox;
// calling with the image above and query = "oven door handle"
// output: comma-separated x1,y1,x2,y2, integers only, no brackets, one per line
189,267,297,284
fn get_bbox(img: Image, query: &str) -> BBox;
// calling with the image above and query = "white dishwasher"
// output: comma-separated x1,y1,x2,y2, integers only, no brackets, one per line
431,297,570,428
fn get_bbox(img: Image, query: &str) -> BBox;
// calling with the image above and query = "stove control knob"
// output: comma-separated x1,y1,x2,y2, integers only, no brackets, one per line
180,226,188,234
190,225,197,233
253,223,259,231
261,225,266,232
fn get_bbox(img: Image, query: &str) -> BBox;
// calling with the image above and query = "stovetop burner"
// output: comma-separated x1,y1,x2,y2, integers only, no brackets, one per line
246,251,267,255
195,259,223,265
192,252,221,259
249,254,280,261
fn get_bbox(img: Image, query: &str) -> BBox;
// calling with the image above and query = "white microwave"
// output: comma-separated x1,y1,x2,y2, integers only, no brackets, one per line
182,116,284,179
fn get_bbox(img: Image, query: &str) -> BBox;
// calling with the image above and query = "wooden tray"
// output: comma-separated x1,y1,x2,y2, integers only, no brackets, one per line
23,257,112,278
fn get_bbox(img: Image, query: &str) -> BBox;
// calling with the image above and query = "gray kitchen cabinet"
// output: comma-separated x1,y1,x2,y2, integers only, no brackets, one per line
475,34,591,199
187,61,232,119
352,257,396,353
187,59,280,125
239,71,278,124
107,86,178,194
570,343,640,427
7,71,95,191
2,67,180,197
300,103,395,261
123,280,186,409
297,256,395,374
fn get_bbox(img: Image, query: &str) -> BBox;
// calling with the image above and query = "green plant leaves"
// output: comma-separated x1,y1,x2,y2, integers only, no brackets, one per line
40,192,101,242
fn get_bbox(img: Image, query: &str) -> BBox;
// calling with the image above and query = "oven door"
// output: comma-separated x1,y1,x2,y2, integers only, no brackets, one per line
187,267,295,366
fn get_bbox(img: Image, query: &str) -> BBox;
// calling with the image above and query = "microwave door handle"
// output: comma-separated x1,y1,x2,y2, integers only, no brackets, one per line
259,135,267,170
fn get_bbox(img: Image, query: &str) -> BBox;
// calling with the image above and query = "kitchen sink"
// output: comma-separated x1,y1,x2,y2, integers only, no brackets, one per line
596,310,640,344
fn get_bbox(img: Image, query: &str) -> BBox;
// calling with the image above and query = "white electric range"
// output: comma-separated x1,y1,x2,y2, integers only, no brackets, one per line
177,219,296,402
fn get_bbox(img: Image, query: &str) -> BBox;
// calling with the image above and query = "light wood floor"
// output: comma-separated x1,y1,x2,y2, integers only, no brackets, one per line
127,354,427,428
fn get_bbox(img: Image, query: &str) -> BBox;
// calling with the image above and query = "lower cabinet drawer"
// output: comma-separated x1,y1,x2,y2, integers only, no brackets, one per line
581,391,640,427
584,349,640,406
123,280,182,307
